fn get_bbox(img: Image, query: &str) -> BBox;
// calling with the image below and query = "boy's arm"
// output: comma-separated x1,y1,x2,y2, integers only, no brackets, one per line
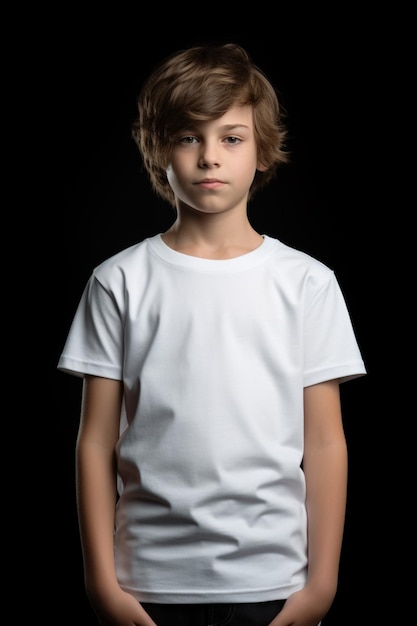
76,375,123,598
271,379,347,625
302,378,348,604
75,375,156,625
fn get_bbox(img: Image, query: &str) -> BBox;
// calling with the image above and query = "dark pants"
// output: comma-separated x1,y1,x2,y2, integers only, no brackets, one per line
141,600,286,625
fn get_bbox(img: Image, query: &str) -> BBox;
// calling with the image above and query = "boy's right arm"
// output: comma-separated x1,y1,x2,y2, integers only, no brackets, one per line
76,375,157,625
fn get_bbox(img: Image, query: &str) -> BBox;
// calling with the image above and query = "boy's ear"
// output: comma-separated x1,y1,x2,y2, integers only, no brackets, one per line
256,160,268,172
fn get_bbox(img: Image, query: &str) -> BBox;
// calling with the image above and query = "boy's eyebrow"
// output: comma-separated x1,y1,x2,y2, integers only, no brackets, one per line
182,123,251,133
220,124,250,131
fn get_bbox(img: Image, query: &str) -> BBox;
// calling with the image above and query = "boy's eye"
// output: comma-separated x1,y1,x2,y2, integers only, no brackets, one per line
179,136,197,144
177,135,242,145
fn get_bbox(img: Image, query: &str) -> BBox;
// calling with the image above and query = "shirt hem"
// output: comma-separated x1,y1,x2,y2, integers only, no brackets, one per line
121,584,303,604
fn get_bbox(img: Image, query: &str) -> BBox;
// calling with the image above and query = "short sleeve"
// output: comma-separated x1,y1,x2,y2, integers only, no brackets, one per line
303,271,366,386
57,273,124,380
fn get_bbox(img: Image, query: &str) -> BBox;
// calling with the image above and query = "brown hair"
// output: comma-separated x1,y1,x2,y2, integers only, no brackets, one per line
132,43,289,208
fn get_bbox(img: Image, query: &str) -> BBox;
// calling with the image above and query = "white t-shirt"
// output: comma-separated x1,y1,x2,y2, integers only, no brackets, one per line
58,234,366,603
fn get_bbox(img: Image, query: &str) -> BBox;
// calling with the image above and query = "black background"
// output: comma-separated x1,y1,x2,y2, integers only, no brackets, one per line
49,18,384,625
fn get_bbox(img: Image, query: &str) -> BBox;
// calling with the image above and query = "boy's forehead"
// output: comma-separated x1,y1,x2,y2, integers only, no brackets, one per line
185,105,255,130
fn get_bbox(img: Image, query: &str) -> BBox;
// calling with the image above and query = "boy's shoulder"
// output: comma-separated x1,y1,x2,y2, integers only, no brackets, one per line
93,235,157,276
265,235,335,278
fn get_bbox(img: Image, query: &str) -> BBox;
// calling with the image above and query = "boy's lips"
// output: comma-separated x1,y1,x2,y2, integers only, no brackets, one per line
195,178,225,189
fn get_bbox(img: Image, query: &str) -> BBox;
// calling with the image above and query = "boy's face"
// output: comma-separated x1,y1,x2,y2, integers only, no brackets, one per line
166,105,265,215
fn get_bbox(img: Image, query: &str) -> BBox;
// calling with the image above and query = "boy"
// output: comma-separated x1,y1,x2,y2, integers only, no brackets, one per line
58,43,366,626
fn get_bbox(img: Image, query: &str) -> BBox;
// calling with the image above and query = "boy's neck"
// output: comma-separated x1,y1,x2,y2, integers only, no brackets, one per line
162,216,263,260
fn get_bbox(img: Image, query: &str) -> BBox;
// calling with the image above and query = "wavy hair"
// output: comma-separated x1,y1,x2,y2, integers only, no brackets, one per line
132,43,289,208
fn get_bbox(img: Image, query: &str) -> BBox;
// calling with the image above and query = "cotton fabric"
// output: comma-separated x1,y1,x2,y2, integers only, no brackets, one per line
58,234,366,603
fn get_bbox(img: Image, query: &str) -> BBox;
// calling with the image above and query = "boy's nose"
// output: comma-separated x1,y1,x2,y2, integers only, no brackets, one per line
198,143,221,167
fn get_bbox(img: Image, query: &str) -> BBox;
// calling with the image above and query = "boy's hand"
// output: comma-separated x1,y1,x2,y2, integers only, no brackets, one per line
268,585,334,626
89,586,157,626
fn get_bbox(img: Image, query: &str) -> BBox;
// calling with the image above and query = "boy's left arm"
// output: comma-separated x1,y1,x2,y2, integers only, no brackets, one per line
302,379,348,614
270,379,347,626
303,378,348,595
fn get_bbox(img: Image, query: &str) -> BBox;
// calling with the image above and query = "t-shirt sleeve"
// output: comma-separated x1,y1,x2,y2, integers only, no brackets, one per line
57,273,124,380
303,271,366,386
